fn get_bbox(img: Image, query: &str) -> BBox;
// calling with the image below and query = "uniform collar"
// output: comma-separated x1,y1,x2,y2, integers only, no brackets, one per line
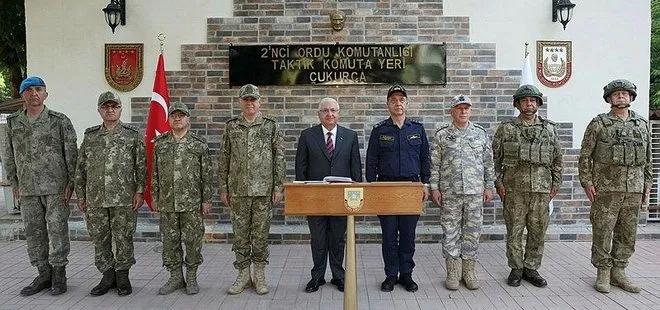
238,112,264,126
607,109,639,121
385,117,411,127
99,121,122,135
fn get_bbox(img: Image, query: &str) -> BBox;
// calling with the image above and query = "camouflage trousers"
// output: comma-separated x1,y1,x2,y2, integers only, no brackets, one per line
21,195,71,267
590,191,642,269
160,211,205,269
503,191,549,270
440,194,483,260
230,196,272,270
85,206,137,272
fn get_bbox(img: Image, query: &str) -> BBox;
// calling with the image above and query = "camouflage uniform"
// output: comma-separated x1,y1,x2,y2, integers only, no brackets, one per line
492,115,563,270
75,121,145,273
430,121,494,260
219,112,286,269
579,110,651,269
152,131,213,270
3,106,77,269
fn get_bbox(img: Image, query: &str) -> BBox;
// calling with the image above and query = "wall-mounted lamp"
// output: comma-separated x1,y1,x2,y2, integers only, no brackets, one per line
552,0,575,30
103,0,126,34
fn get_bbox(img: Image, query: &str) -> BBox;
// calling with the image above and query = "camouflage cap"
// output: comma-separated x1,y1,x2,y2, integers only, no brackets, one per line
97,91,121,107
387,84,407,99
168,102,190,116
239,84,261,99
451,94,471,108
19,76,46,94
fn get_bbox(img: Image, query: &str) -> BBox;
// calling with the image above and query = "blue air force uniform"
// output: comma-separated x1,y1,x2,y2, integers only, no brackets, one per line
366,117,431,279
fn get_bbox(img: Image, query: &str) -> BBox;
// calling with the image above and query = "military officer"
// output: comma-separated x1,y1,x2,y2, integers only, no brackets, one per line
3,76,77,296
366,84,431,292
430,95,494,290
75,91,145,296
220,84,286,295
492,84,563,288
152,102,213,295
579,79,650,294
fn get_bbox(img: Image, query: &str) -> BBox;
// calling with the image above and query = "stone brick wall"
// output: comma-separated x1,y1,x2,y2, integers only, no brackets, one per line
71,0,603,230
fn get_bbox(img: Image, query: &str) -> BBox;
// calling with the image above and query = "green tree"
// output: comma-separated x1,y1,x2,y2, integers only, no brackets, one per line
0,0,26,101
652,0,660,108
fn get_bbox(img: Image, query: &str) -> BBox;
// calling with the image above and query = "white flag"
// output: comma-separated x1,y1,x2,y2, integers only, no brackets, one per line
520,53,534,87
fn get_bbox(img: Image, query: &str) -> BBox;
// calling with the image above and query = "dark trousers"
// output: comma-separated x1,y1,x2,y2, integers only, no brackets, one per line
308,216,347,280
378,215,419,277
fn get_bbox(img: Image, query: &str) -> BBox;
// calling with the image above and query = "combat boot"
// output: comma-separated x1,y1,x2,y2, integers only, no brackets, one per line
90,269,116,296
444,259,461,290
462,259,480,290
227,267,252,295
20,264,52,296
185,266,199,295
522,267,547,287
507,268,523,287
611,267,641,293
252,263,269,295
116,270,132,296
594,268,610,293
50,266,67,295
158,267,185,295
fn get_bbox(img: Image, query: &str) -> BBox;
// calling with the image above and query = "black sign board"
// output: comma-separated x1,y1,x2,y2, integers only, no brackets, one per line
229,44,446,86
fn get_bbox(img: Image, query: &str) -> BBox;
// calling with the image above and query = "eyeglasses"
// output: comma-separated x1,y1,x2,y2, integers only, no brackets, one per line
319,109,340,114
100,105,121,110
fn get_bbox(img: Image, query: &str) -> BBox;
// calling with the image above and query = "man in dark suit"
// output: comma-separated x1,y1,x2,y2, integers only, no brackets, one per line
295,97,363,293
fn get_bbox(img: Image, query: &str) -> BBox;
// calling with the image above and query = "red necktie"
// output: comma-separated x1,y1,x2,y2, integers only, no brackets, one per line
326,132,334,158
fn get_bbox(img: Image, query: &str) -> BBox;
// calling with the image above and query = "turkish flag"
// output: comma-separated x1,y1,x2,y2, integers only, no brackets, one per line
144,53,171,210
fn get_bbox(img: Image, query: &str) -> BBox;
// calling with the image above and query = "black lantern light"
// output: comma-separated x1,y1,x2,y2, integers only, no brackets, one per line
552,0,575,30
103,0,126,34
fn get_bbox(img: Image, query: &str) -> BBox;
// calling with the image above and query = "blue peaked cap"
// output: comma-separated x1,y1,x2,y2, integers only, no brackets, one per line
19,76,46,94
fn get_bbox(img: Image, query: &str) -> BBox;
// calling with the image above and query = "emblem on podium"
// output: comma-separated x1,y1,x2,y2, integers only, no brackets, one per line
344,188,364,212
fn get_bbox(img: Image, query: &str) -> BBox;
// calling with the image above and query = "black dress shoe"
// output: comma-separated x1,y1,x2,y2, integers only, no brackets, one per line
507,269,523,287
522,268,547,287
330,279,344,292
399,274,418,292
381,276,397,292
305,278,326,293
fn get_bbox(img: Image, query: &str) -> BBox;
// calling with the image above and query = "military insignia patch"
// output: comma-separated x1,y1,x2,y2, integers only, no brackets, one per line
536,40,572,88
105,43,144,92
344,188,364,212
407,133,420,140
380,135,394,141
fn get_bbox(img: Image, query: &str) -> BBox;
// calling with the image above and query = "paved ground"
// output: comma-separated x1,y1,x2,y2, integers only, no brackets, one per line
0,240,659,310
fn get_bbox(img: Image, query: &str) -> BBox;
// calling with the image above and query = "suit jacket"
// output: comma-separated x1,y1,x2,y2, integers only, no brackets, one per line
295,124,362,182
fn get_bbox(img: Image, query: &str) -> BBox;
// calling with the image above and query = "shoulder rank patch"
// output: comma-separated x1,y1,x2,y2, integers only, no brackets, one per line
373,120,387,129
190,132,208,144
47,109,66,119
84,125,102,134
473,123,487,132
121,123,139,132
435,124,450,134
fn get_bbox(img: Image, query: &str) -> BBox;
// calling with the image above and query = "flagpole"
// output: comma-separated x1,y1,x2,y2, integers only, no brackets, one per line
524,42,529,58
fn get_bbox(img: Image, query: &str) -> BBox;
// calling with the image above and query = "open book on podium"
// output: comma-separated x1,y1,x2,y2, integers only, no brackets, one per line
291,176,354,184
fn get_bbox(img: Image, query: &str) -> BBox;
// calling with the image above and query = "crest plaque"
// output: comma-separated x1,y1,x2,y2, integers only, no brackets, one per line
104,43,144,92
536,40,572,88
344,188,364,213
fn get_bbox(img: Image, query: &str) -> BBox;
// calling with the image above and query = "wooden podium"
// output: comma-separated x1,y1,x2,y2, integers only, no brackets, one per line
284,182,424,310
